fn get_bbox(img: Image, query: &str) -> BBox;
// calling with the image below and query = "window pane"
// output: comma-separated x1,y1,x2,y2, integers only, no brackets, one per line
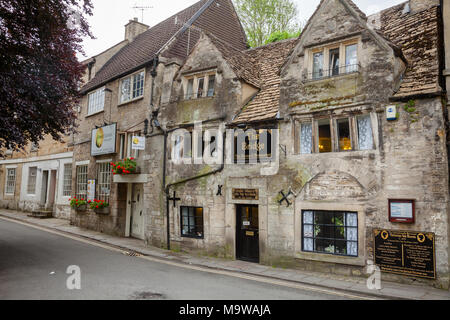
76,165,88,198
96,163,111,203
329,48,340,76
337,119,352,151
6,168,16,194
120,78,131,103
63,164,72,197
207,75,215,97
302,210,358,257
345,44,358,73
88,88,105,115
186,79,194,99
300,122,312,154
357,115,373,150
132,71,144,98
303,238,314,251
312,52,323,79
197,77,205,98
181,206,203,238
318,120,332,153
303,211,313,224
27,167,37,194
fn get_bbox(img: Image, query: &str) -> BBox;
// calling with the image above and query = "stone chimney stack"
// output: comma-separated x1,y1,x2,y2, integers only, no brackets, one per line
125,18,149,42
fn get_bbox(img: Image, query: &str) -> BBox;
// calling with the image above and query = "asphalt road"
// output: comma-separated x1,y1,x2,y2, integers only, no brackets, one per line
0,218,361,300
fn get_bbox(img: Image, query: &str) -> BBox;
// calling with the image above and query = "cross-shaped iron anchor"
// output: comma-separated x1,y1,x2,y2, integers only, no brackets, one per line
167,191,181,208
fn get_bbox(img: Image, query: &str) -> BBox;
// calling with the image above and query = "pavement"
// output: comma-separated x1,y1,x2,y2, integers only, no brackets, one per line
1,209,449,300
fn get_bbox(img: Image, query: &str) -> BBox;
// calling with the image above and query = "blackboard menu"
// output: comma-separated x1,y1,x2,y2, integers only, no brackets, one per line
374,229,436,279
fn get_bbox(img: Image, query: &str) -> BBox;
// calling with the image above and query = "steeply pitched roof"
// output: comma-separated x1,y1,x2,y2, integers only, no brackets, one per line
80,0,247,94
371,2,442,99
207,33,260,88
232,39,298,124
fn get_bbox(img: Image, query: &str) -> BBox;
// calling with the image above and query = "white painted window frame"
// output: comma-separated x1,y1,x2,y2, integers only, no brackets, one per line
27,166,37,195
5,166,17,195
119,69,146,105
183,71,216,100
306,38,359,80
87,86,106,115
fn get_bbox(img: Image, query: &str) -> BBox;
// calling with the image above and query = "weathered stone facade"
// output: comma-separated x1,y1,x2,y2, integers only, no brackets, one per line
70,0,450,289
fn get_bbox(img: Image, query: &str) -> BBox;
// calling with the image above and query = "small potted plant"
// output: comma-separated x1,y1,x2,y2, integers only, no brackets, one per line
69,197,88,212
90,199,110,215
111,157,138,175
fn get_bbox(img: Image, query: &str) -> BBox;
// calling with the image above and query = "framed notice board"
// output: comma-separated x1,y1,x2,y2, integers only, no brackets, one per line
389,199,415,223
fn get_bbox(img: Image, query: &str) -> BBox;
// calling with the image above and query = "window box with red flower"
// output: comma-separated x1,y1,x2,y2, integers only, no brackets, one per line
90,199,110,215
111,158,139,175
69,198,88,212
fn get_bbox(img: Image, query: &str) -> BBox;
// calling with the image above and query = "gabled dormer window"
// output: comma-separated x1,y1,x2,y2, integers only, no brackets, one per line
183,72,216,100
87,87,105,115
307,39,359,81
119,70,145,104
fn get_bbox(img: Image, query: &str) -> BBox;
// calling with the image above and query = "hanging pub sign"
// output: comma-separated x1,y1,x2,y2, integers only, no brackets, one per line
389,199,415,223
91,123,117,156
131,136,145,150
374,229,436,279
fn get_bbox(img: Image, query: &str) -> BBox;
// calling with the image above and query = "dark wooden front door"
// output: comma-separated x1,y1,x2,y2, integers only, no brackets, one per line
236,205,259,263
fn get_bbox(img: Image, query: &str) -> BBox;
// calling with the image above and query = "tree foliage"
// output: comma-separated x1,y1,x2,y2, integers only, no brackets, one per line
265,29,301,44
234,0,300,47
0,0,93,155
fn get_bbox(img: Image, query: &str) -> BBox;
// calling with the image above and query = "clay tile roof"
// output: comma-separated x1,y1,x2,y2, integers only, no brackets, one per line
232,38,298,124
373,3,442,99
80,0,248,94
207,33,260,88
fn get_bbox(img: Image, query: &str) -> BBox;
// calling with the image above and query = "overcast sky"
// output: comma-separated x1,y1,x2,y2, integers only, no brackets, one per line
78,0,407,60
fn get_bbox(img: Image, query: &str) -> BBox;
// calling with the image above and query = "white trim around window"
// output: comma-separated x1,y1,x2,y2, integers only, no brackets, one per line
183,71,216,100
119,69,145,105
87,86,106,116
5,167,17,195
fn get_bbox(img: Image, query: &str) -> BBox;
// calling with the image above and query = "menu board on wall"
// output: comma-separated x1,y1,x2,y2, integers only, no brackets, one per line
374,229,436,279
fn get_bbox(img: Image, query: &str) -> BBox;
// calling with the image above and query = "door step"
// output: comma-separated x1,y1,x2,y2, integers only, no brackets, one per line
28,210,53,219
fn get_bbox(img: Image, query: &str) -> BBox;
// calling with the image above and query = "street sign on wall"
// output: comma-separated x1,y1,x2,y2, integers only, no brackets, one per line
91,123,117,156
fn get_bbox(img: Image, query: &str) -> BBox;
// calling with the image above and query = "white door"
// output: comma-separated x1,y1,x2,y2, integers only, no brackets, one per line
130,184,145,240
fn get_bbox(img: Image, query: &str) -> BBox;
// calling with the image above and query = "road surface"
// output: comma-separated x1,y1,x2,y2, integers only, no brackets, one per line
0,217,368,300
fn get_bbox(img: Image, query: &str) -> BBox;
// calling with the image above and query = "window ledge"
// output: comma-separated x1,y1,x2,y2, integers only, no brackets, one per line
296,149,376,156
295,251,365,267
118,96,144,107
181,96,215,102
85,110,104,119
304,71,359,85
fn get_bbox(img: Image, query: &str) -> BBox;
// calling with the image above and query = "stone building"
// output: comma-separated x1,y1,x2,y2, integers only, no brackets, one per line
0,135,73,218
72,0,449,289
146,0,449,289
72,0,248,238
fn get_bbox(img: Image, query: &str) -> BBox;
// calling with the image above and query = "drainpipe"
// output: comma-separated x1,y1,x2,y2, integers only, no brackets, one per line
156,116,226,250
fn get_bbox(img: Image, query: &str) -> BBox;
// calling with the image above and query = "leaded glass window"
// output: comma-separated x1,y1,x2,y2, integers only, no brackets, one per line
302,210,358,257
181,206,204,238
357,115,374,150
300,122,313,154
